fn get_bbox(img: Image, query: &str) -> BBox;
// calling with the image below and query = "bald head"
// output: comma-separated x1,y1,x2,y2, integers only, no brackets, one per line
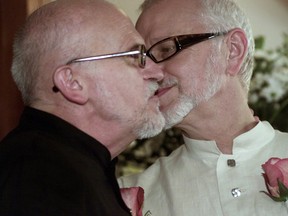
12,0,133,105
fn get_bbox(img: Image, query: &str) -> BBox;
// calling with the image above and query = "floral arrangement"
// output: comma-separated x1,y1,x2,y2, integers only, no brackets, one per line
116,35,288,177
249,34,288,132
262,157,288,202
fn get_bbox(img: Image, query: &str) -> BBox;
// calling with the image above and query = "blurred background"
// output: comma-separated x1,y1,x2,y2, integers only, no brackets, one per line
1,0,287,176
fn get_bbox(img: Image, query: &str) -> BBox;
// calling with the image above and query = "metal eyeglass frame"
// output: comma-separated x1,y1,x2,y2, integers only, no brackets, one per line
66,44,147,68
146,32,227,63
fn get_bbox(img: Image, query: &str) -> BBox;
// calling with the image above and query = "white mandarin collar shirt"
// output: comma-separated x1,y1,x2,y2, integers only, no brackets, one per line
184,120,275,157
119,121,288,216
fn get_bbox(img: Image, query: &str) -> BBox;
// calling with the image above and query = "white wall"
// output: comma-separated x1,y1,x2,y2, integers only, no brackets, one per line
236,0,288,49
107,0,288,49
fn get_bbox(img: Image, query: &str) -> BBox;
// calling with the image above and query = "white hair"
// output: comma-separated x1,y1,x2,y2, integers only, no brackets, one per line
140,0,255,94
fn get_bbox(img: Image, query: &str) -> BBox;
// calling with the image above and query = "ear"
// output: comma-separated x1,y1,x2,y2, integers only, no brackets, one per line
225,28,248,76
53,65,88,105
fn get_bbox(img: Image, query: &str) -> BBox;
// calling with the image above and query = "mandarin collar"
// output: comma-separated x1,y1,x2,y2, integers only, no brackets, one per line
183,121,275,157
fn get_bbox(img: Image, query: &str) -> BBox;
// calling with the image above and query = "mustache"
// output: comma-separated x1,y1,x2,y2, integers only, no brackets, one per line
159,77,178,88
147,82,160,97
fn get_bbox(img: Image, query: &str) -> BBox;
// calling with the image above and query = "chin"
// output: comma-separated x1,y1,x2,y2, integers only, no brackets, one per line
135,116,165,139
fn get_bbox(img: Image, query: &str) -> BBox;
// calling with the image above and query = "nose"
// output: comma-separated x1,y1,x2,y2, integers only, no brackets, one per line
142,57,164,81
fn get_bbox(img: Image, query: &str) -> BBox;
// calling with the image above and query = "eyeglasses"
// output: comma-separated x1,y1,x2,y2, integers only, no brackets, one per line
66,44,147,68
146,32,227,63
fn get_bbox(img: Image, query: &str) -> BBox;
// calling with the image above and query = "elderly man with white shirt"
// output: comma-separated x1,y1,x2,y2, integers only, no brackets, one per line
119,0,288,215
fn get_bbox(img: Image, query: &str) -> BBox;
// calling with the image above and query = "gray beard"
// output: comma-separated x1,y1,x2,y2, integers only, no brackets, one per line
163,72,224,130
163,94,194,129
134,106,166,139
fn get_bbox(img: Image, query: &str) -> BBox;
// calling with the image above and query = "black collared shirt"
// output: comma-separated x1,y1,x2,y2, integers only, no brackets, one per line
0,107,131,216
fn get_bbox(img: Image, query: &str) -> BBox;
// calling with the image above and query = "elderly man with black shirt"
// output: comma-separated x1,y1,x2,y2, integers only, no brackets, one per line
0,0,165,215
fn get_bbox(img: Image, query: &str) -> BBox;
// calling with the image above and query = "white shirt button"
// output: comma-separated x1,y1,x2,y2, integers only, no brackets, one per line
231,188,241,197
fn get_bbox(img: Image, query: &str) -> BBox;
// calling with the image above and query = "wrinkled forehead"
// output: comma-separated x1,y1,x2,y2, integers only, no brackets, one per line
136,0,205,45
96,11,143,45
69,3,144,52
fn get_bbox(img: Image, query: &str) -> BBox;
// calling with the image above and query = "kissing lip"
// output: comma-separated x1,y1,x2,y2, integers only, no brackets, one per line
155,86,173,97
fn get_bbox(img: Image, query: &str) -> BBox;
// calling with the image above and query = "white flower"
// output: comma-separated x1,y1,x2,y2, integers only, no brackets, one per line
250,37,288,104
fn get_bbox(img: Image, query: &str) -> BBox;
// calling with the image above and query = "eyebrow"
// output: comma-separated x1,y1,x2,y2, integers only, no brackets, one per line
148,33,177,46
149,31,203,44
149,36,165,45
129,44,143,50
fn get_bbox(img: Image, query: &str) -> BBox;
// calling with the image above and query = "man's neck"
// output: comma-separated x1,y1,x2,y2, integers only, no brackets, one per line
32,103,136,159
176,92,258,154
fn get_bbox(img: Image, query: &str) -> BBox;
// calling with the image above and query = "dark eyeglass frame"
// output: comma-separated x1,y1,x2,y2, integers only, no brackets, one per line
146,32,227,63
66,44,147,68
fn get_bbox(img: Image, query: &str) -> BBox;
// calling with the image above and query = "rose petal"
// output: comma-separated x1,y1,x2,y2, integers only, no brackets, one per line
275,159,288,186
120,187,144,216
262,162,283,187
275,159,288,175
267,183,280,197
266,157,281,165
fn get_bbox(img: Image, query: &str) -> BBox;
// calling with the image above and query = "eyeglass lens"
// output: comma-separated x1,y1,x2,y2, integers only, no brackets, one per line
148,40,176,63
147,32,226,63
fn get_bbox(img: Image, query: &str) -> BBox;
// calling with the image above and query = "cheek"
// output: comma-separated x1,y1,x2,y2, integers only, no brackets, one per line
108,66,145,97
167,60,207,94
162,47,222,92
117,77,148,108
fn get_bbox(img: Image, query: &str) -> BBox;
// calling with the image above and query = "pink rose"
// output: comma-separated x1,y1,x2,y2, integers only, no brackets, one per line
262,157,288,201
120,187,144,216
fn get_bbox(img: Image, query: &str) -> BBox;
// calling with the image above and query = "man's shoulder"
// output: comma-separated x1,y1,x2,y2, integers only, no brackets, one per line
0,129,82,177
273,128,288,151
263,121,288,143
0,128,62,157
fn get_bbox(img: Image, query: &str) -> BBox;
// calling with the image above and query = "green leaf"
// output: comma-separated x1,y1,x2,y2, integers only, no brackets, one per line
261,190,287,202
278,179,288,202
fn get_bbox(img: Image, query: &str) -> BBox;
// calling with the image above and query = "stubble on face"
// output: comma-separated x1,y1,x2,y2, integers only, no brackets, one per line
133,82,165,139
161,45,225,129
96,73,165,139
